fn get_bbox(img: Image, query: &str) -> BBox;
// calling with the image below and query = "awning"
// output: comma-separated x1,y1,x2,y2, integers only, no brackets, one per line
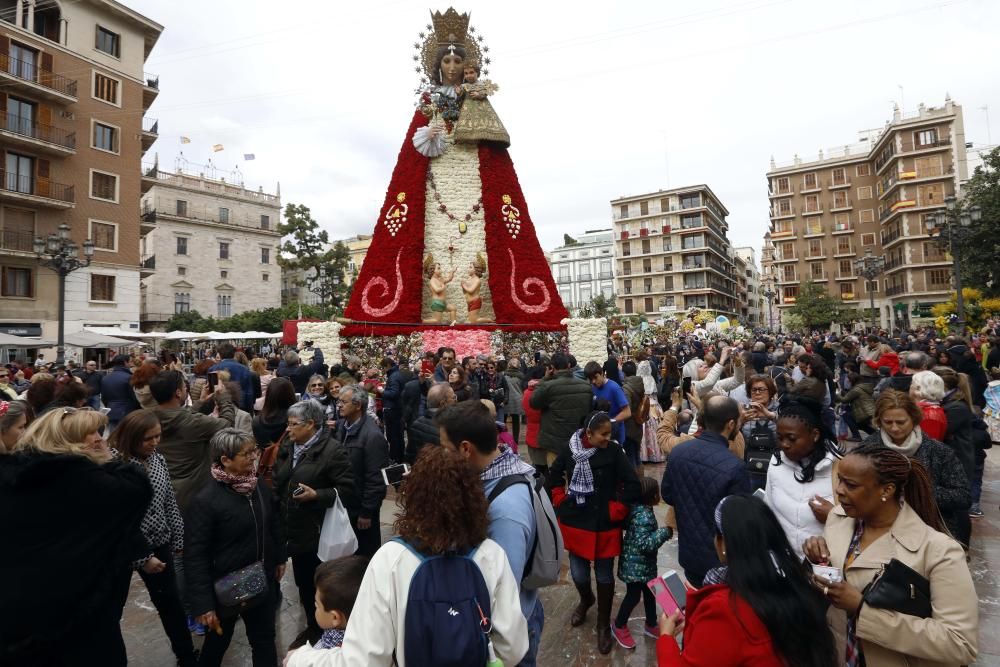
0,332,55,347
84,327,166,339
162,331,209,341
63,331,137,347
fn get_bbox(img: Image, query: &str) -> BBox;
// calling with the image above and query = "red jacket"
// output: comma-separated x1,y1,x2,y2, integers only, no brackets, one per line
522,380,542,448
918,401,947,441
657,584,783,666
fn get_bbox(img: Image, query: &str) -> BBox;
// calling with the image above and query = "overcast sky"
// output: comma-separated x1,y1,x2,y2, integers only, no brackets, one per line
133,0,999,265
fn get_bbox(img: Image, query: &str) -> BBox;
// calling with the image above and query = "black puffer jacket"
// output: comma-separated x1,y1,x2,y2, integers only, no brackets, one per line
272,431,357,555
183,479,284,617
406,412,439,463
940,395,977,482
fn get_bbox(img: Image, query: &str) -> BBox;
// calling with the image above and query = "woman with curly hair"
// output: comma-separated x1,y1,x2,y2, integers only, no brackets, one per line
329,445,528,666
130,360,163,409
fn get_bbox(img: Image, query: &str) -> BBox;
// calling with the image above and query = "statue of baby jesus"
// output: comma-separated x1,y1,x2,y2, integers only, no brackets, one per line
452,61,510,148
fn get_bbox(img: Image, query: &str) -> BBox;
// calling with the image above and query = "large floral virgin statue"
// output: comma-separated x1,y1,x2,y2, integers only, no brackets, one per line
340,8,567,336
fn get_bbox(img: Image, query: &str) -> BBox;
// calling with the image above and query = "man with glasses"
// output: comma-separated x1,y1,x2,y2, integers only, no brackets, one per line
73,360,104,410
0,367,17,401
432,347,457,383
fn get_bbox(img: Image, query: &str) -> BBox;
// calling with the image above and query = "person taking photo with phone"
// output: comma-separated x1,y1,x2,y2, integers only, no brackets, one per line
657,495,835,667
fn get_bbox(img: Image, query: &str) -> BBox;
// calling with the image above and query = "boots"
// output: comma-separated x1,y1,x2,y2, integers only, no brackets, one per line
570,581,595,627
596,582,615,654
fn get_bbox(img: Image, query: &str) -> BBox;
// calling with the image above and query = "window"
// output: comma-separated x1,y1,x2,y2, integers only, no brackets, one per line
261,248,270,264
857,186,873,200
599,260,612,278
220,270,228,279
859,209,875,223
663,276,673,290
679,193,700,209
639,201,649,216
624,299,633,314
861,233,875,246
808,239,823,257
660,198,670,213
927,269,951,287
1,266,32,297
89,221,116,251
643,278,653,293
219,208,230,223
90,274,115,301
174,293,190,314
682,235,704,250
92,72,120,105
662,258,671,271
774,176,790,194
642,258,652,273
839,282,856,299
782,265,797,282
621,241,631,256
601,285,613,299
579,285,592,303
619,204,628,219
803,172,818,189
177,266,186,276
810,262,825,279
219,242,230,260
260,215,270,230
783,286,799,303
6,97,34,136
806,217,823,235
90,170,118,202
176,237,187,255
623,279,632,294
773,219,792,235
856,164,871,177
641,239,650,254
831,168,847,185
558,265,570,281
262,273,269,282
5,152,33,194
832,191,849,208
834,213,851,232
176,200,187,216
644,297,654,312
778,241,795,260
95,26,121,57
839,260,853,277
92,122,118,152
917,183,944,207
8,43,37,81
622,260,631,275
804,194,820,213
915,129,938,147
217,295,232,317
662,237,671,251
776,199,791,215
836,237,852,255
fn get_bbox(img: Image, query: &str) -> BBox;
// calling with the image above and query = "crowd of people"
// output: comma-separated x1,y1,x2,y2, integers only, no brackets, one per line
0,322,996,665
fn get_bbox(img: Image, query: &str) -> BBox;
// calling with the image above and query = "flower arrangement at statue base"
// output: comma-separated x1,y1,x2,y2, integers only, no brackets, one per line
422,330,492,360
297,321,343,366
562,318,608,365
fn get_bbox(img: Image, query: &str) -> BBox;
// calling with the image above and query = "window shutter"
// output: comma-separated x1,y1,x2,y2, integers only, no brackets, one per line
36,158,50,197
0,36,9,57
0,92,6,117
38,103,51,127
40,53,53,86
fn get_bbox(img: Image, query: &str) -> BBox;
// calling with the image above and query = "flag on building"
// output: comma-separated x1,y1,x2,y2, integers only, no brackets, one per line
212,144,224,152
243,153,256,161
180,136,191,144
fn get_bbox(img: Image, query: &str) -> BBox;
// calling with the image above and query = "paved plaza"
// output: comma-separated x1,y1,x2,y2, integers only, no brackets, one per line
123,451,1000,666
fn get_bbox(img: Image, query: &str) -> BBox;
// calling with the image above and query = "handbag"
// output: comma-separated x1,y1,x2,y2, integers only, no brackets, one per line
213,487,268,613
317,489,358,561
862,558,931,619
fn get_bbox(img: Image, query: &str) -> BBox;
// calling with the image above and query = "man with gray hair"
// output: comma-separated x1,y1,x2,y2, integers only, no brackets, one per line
277,347,326,395
405,382,456,463
335,384,388,557
876,350,929,399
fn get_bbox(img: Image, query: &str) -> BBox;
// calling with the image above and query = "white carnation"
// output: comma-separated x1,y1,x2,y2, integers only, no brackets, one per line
565,317,607,365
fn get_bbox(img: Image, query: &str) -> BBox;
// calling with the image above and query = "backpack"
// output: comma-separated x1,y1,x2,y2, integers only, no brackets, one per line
392,537,492,667
633,394,651,426
487,473,564,589
745,420,776,478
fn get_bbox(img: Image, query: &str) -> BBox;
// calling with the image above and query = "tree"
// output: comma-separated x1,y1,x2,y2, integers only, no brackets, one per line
931,288,1000,332
576,293,619,319
562,233,579,246
958,146,1000,295
781,312,805,333
276,203,352,317
164,304,328,335
788,281,844,330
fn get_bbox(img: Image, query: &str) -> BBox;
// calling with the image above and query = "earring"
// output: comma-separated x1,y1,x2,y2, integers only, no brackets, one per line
881,496,887,502
722,550,726,556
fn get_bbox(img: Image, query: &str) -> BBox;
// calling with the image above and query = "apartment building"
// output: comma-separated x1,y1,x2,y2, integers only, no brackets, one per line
733,246,763,325
766,98,967,328
0,0,162,340
548,228,615,312
611,185,737,318
280,233,373,307
139,165,282,327
344,233,371,286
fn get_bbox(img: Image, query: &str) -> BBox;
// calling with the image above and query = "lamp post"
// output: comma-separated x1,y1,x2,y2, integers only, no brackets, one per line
762,280,776,332
854,249,885,335
34,224,94,366
925,195,981,333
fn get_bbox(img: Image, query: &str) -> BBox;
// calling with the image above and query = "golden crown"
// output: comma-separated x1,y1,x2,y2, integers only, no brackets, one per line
414,7,490,84
431,8,469,46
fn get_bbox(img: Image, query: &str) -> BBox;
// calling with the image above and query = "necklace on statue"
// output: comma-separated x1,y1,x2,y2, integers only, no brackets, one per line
427,167,482,234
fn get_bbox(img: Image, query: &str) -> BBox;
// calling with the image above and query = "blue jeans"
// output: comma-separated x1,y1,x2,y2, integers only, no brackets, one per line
569,553,614,585
972,455,985,504
516,599,544,667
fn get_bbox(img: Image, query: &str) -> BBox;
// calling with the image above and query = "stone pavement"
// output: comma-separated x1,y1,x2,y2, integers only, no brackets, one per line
123,450,1000,666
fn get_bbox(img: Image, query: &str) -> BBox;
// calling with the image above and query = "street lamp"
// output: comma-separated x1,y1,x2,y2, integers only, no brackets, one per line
34,223,94,366
925,194,981,333
854,249,885,335
762,279,776,332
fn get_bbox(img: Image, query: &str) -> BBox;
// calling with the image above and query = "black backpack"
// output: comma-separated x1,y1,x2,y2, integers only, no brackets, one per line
745,420,776,477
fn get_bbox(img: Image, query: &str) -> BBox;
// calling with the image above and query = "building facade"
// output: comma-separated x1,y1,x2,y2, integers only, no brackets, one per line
733,246,763,325
280,233,373,307
766,98,967,329
139,166,282,327
611,186,737,319
548,229,615,312
0,1,162,343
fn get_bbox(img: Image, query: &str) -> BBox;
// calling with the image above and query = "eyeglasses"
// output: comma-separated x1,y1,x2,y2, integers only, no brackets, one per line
750,386,769,394
286,420,306,428
308,383,324,388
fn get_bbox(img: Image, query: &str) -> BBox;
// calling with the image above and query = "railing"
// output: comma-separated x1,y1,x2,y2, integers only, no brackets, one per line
578,274,592,281
801,180,821,191
830,198,851,210
0,228,34,252
140,163,280,204
141,207,157,223
886,284,906,296
902,138,950,152
829,178,851,188
142,117,159,134
884,256,905,270
144,72,160,89
837,272,856,280
0,170,74,202
834,245,854,256
140,312,177,322
141,255,156,269
0,53,78,97
771,206,794,217
598,271,612,279
0,115,75,149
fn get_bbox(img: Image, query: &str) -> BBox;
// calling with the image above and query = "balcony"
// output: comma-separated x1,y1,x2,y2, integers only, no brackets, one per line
0,170,74,208
886,284,906,297
801,180,822,193
0,116,75,155
0,54,78,103
143,72,160,108
598,271,613,279
802,204,823,215
140,254,156,277
771,206,795,220
840,292,857,300
830,198,852,212
880,164,953,198
901,138,950,153
833,246,855,258
835,273,856,281
578,273,592,281
0,229,35,253
884,256,905,271
141,117,159,153
768,186,793,199
832,223,852,235
829,178,851,190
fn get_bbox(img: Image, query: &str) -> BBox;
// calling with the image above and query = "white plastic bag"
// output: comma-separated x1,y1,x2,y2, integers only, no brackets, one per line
317,491,358,561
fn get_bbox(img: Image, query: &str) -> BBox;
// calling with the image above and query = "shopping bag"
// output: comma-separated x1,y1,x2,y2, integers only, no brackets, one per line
317,491,358,561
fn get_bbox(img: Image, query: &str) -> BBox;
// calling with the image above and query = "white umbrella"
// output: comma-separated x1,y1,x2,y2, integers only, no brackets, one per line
0,332,55,347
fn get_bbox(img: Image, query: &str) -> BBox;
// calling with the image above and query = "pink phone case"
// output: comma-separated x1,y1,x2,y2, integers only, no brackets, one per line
647,576,681,616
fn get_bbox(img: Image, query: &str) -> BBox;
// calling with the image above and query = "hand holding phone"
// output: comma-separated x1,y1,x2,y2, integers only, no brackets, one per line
381,463,409,486
648,569,687,617
207,371,219,390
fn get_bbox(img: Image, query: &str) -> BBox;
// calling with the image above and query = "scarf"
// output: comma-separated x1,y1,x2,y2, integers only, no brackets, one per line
293,428,324,468
703,566,728,586
318,628,345,649
568,429,599,503
481,444,535,482
210,462,258,495
880,425,923,457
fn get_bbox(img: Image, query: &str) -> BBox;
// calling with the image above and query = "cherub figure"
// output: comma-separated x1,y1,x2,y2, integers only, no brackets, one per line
462,252,489,324
422,253,457,324
452,59,510,147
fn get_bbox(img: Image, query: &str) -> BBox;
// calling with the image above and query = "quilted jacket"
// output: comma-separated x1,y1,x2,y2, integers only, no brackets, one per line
660,431,751,583
617,504,670,583
529,370,594,456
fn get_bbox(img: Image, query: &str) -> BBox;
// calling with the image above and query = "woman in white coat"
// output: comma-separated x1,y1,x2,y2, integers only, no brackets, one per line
765,396,843,559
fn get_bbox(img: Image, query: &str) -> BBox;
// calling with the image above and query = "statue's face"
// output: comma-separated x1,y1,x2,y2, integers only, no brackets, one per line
468,263,477,276
440,53,464,85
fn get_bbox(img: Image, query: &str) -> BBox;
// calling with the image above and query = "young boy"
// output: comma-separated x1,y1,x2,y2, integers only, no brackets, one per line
283,555,369,666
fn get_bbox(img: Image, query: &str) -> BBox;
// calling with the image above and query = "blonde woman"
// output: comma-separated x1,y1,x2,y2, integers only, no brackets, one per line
250,356,272,413
1,407,152,665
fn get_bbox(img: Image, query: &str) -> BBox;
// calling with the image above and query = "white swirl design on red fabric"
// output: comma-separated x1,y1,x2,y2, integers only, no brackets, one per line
507,248,551,314
361,249,403,317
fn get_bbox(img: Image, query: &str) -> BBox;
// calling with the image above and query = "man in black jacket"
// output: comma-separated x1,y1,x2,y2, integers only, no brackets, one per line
381,356,411,463
72,360,104,409
335,384,389,557
277,348,326,395
406,382,455,463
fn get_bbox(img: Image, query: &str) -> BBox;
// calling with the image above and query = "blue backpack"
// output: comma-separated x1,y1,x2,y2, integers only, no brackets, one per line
392,537,492,667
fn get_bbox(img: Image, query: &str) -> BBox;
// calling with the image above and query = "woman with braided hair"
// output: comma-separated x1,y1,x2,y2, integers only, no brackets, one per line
804,443,978,667
764,396,843,558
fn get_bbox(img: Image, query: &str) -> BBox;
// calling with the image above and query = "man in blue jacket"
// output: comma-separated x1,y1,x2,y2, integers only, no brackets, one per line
661,395,751,587
438,400,542,667
101,354,140,432
209,342,254,412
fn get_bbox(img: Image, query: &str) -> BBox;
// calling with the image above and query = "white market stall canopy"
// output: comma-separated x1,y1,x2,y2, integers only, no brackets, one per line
0,332,55,347
84,327,166,340
63,331,137,347
162,330,282,341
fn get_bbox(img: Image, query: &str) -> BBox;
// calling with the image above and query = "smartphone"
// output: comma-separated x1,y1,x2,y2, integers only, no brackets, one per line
207,371,219,390
812,564,843,584
647,569,687,616
681,377,692,400
421,359,435,375
292,485,306,497
381,463,410,486
753,488,767,501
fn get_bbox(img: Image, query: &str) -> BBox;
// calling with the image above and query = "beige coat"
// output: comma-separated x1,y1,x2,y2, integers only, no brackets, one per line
823,503,977,667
